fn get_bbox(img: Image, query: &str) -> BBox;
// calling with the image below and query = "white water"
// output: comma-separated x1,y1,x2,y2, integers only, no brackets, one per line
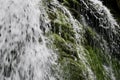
0,0,56,80
89,0,119,31
47,0,119,79
0,0,119,80
49,0,96,79
81,0,119,79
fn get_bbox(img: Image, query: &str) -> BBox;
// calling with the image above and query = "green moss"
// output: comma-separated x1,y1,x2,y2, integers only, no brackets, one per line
60,57,86,80
48,12,57,20
61,0,80,7
50,32,87,80
52,21,75,42
84,46,110,80
52,34,66,48
62,0,70,6
47,6,86,79
59,0,81,20
48,8,76,43
84,27,100,48
111,58,120,80
86,27,96,37
83,26,120,80
52,34,79,58
46,1,120,80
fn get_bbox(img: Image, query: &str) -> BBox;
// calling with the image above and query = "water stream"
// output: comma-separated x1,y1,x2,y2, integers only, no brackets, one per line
0,0,56,80
0,0,120,80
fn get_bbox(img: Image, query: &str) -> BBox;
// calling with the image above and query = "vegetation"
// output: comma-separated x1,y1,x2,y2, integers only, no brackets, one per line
46,0,120,80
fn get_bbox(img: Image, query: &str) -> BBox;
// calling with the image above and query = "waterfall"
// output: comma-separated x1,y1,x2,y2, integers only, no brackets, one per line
79,0,120,57
78,0,120,80
0,0,56,80
0,0,120,80
48,0,120,80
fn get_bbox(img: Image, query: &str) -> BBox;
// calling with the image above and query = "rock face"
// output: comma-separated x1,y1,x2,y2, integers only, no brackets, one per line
116,0,120,9
101,0,119,10
100,0,120,23
46,0,120,80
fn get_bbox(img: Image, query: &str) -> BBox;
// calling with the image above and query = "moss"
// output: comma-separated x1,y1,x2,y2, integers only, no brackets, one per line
58,51,75,60
84,27,96,47
46,1,120,80
52,34,79,58
111,58,120,80
86,27,96,37
58,0,81,21
52,34,66,48
48,8,76,43
48,12,57,20
50,32,87,80
83,26,120,80
62,0,70,6
47,6,86,79
68,8,82,20
60,58,86,80
61,0,80,7
52,21,75,42
85,46,110,80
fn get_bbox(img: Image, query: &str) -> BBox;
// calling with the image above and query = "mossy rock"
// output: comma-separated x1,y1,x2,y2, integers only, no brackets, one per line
52,34,66,48
60,58,86,80
51,33,86,80
111,58,120,80
84,46,111,80
52,34,78,58
84,27,98,47
51,21,75,42
48,11,57,20
58,0,82,21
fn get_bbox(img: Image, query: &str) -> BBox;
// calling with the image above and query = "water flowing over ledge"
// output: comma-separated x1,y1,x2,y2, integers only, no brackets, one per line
0,0,120,80
0,0,57,80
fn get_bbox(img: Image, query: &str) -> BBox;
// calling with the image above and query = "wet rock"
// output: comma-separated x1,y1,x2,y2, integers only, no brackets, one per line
116,0,120,10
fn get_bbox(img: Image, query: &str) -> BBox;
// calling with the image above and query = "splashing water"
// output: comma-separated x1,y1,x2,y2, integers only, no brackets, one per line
0,0,120,80
0,0,56,80
49,0,120,80
47,0,96,79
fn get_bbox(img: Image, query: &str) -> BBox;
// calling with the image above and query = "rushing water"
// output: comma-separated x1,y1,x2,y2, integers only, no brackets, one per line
0,0,56,80
79,0,120,59
50,0,120,80
78,0,120,79
0,0,120,80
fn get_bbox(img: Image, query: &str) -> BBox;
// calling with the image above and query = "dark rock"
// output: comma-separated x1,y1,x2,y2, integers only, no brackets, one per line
116,0,120,10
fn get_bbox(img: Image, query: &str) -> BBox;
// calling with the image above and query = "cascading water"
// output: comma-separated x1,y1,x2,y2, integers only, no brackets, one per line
47,0,120,80
0,0,120,80
0,0,56,80
78,0,120,59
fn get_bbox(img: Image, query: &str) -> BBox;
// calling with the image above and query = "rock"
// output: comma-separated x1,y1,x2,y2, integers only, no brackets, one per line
116,0,120,10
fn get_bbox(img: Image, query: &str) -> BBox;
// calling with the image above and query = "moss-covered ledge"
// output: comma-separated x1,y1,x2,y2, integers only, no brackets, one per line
83,26,120,80
45,1,120,80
